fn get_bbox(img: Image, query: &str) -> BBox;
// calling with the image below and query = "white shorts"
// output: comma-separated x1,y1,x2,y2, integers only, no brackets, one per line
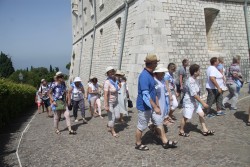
183,103,203,119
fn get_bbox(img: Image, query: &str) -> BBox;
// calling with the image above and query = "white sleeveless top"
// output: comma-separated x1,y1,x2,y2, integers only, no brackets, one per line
89,82,99,98
71,83,84,101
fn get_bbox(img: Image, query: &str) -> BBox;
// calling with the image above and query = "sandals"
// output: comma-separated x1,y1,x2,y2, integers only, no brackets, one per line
69,130,77,135
162,140,178,149
202,130,215,136
135,144,149,151
170,115,177,120
112,133,119,138
246,121,250,126
55,129,61,135
179,132,190,137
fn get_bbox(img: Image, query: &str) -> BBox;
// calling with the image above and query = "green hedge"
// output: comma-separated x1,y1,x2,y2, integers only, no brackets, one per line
0,79,36,128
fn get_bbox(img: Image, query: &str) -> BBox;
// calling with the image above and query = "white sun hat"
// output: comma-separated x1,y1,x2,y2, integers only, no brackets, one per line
105,66,115,74
56,71,63,76
74,77,82,82
153,64,168,73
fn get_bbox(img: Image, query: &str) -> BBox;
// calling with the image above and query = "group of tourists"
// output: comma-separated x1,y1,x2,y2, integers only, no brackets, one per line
35,53,249,151
35,69,130,136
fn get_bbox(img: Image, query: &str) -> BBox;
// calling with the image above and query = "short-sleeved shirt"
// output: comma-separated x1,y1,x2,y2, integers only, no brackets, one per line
184,76,200,105
226,63,241,84
70,82,84,101
50,82,67,100
176,66,187,85
104,79,118,103
39,85,50,100
136,69,156,111
206,66,224,89
164,72,176,90
155,78,167,115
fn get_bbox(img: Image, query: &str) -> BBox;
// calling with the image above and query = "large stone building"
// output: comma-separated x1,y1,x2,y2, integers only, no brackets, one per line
70,0,250,99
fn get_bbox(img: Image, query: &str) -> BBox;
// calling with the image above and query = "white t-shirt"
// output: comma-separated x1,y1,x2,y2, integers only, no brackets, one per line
206,66,224,89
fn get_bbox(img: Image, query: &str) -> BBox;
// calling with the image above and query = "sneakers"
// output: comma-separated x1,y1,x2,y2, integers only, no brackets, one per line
230,107,237,112
216,111,226,116
206,113,216,118
74,119,78,122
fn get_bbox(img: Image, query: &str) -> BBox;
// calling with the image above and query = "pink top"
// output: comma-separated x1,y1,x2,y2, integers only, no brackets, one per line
104,80,118,103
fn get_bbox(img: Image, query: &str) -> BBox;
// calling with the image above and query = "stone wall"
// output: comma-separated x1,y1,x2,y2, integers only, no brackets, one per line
70,0,250,99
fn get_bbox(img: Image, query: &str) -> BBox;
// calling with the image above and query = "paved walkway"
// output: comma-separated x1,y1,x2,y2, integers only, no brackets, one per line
1,85,250,167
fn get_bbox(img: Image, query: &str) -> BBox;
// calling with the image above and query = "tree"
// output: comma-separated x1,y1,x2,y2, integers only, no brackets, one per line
54,67,59,72
49,65,53,72
0,52,15,78
66,62,71,70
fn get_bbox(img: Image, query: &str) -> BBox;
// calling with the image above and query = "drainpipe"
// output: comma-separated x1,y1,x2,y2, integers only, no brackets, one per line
118,0,129,70
78,1,84,76
89,0,97,79
244,0,250,58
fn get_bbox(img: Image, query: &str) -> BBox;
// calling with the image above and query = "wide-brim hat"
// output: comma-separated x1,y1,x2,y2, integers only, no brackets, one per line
56,71,63,77
105,66,115,74
115,70,125,76
153,64,168,73
144,54,160,63
74,77,82,82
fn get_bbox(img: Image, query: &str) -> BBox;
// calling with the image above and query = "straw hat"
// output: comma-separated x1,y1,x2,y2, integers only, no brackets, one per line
144,54,160,62
153,64,168,73
115,70,125,76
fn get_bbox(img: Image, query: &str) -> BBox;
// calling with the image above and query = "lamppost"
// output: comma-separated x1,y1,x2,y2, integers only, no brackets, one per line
19,72,23,84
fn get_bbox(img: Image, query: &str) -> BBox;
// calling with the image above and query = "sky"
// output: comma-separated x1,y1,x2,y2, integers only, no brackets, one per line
0,0,72,74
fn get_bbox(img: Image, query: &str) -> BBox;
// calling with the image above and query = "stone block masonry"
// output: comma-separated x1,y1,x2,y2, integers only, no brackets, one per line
70,0,250,99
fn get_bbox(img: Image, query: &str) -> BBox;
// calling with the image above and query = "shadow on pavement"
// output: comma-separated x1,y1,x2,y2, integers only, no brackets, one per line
0,107,36,167
141,130,162,145
234,111,248,123
185,122,202,134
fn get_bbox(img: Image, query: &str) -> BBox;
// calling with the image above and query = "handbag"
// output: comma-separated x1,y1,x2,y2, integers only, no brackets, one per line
55,100,66,111
128,99,133,108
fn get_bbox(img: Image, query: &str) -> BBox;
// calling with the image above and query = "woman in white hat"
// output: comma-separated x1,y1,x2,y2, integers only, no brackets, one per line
104,66,120,137
154,65,169,122
49,72,76,135
115,70,128,123
68,77,87,124
88,76,103,118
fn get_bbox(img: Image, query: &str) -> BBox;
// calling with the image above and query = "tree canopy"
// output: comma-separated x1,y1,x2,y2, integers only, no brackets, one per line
0,52,15,78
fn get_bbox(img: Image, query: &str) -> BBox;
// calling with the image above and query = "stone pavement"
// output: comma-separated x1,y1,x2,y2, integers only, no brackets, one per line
1,85,250,167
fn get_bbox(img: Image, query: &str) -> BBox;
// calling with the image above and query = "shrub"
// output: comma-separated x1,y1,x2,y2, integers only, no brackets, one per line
0,79,36,128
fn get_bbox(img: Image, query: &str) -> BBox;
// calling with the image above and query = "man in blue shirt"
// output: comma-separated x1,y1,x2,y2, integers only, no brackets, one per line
135,54,177,151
